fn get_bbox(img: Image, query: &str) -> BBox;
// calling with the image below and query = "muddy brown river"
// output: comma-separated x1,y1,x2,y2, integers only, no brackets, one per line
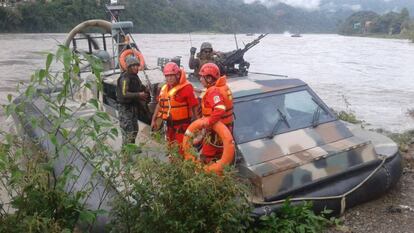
0,33,413,132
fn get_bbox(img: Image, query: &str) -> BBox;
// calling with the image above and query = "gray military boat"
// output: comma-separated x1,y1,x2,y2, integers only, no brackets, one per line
11,2,402,231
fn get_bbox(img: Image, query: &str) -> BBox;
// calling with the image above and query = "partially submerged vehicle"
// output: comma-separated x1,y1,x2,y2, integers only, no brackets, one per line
11,2,402,232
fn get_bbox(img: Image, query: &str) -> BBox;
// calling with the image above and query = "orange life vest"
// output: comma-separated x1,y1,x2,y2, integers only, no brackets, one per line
201,76,233,126
158,69,193,125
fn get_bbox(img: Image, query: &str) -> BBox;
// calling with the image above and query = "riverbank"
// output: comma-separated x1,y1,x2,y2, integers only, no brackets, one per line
341,33,414,42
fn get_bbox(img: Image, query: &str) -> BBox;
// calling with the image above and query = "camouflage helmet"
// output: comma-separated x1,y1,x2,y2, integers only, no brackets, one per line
200,42,213,51
125,55,140,68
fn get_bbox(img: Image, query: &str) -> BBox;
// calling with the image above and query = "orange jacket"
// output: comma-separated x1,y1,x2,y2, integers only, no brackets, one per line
201,76,233,126
158,69,193,125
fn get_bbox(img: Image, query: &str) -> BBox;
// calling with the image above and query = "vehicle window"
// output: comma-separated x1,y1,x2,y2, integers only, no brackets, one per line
233,90,334,143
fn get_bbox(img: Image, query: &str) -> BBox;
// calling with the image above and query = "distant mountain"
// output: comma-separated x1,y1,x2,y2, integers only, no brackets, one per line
246,0,414,33
268,3,339,33
255,0,414,14
320,0,414,15
1,0,413,33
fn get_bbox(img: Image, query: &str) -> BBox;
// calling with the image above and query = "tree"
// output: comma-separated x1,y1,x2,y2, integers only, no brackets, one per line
0,7,21,32
338,11,379,35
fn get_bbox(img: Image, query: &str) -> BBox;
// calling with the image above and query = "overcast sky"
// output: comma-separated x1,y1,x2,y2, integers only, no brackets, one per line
243,0,397,10
243,0,321,9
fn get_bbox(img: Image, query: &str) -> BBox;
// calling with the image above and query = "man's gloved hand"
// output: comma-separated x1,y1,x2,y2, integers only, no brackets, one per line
138,92,149,101
190,47,197,55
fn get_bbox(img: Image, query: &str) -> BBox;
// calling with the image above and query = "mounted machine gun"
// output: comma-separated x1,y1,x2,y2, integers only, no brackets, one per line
218,33,268,76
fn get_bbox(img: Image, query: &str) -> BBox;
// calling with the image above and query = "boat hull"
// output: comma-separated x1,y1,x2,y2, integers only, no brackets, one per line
252,151,402,217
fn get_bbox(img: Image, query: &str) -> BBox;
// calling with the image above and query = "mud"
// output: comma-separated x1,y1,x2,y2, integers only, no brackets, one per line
326,144,414,233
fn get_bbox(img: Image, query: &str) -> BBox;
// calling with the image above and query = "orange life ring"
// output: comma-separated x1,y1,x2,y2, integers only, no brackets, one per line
119,48,145,71
182,118,235,175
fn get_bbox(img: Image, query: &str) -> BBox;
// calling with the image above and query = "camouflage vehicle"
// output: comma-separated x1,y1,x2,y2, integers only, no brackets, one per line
11,3,402,231
213,74,401,216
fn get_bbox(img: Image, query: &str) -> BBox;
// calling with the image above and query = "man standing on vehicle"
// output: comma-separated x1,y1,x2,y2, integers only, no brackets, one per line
189,42,222,77
116,55,149,146
151,62,199,155
198,63,234,164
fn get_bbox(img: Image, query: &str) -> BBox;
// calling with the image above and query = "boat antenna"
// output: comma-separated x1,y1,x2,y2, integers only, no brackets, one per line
233,33,239,49
105,2,139,50
189,32,193,47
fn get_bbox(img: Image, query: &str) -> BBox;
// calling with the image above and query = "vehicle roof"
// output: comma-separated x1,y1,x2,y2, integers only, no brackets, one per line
226,72,307,98
189,72,307,98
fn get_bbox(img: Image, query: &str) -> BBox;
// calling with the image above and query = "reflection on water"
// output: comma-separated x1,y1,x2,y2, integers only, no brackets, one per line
0,33,413,132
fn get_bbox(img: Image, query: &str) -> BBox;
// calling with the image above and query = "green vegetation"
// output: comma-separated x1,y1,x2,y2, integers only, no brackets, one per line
0,142,85,233
336,95,364,125
388,130,414,151
109,155,338,232
0,46,110,232
0,46,336,232
1,0,106,33
252,201,337,233
0,0,337,33
2,0,414,35
108,157,252,233
336,110,363,124
339,8,414,41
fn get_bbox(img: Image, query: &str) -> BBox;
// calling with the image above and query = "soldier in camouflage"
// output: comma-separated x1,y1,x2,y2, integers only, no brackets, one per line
189,42,223,77
116,55,149,146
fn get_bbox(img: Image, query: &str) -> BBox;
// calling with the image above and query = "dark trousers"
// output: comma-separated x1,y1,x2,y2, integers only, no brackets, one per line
118,104,139,145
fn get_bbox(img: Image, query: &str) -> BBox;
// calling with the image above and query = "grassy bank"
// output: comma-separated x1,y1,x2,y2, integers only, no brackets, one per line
342,33,413,41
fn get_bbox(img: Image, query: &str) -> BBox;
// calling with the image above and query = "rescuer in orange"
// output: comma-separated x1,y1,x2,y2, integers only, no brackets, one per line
198,63,234,164
151,62,199,155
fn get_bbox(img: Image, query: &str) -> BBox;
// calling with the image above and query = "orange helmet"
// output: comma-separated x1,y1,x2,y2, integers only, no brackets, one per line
199,63,220,80
163,62,180,76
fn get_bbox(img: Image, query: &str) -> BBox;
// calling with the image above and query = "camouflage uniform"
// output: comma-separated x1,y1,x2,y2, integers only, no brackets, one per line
189,42,222,76
116,71,147,145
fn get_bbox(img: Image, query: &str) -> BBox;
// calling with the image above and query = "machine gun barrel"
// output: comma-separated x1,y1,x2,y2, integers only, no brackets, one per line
220,33,268,67
241,33,268,53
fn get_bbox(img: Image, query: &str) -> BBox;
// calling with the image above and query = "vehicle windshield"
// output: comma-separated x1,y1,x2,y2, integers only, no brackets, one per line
233,89,335,143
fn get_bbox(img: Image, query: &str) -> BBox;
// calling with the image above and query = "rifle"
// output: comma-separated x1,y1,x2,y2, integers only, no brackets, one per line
218,33,268,76
141,70,158,114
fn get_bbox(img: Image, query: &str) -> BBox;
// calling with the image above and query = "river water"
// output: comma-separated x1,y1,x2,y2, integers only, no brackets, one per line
0,33,413,133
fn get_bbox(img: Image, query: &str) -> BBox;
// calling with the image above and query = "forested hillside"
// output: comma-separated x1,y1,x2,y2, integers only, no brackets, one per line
1,0,413,36
339,8,414,41
0,0,337,33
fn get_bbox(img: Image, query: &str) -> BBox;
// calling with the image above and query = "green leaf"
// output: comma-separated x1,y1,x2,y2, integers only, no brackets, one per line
79,210,96,224
10,168,22,184
96,111,109,120
89,99,99,109
49,133,58,147
61,128,69,139
25,85,35,98
110,128,119,137
5,103,16,116
84,82,92,90
46,53,54,71
30,117,38,128
73,64,80,76
38,68,46,83
7,94,12,103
